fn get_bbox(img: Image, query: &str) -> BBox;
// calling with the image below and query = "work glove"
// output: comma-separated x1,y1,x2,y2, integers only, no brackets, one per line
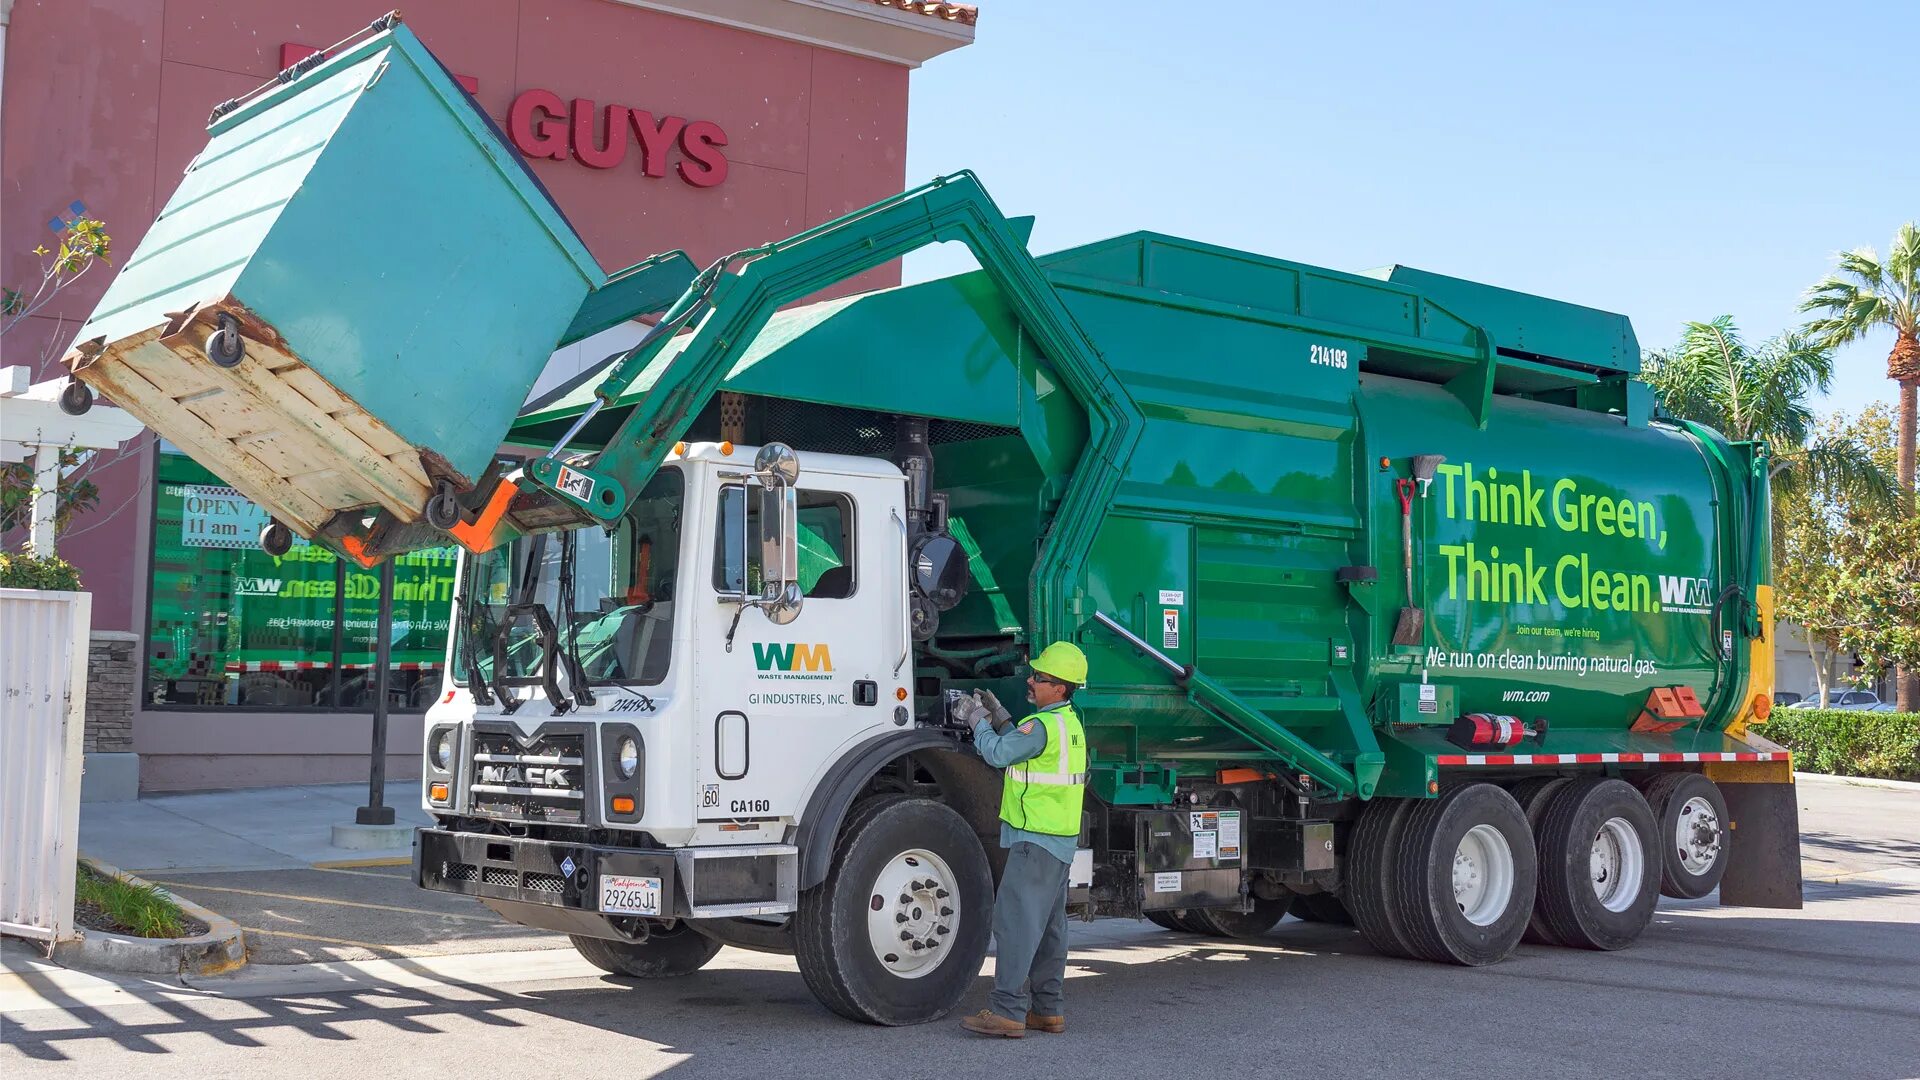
950,691,990,729
977,688,1013,730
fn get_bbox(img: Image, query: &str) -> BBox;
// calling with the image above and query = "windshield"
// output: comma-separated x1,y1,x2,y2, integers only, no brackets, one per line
455,466,684,688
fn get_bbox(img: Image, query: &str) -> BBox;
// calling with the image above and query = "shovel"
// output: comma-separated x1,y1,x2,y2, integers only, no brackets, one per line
1391,477,1425,645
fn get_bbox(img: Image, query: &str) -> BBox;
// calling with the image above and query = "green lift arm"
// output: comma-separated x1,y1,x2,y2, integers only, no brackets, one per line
519,170,1146,650
1089,612,1376,799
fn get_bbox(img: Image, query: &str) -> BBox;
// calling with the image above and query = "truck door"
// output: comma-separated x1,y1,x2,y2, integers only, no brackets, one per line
695,476,897,836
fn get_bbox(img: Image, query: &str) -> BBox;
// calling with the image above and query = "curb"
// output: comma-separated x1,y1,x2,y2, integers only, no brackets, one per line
1793,771,1920,792
51,856,248,977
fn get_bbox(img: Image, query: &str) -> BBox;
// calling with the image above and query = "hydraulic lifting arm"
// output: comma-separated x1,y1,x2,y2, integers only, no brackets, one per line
518,171,1146,649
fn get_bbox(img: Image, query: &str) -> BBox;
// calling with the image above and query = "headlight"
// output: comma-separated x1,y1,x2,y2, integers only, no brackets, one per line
617,736,639,779
431,730,454,770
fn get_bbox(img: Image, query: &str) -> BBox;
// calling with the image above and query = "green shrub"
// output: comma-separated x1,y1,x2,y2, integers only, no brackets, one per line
0,552,83,590
74,866,187,938
1762,708,1920,781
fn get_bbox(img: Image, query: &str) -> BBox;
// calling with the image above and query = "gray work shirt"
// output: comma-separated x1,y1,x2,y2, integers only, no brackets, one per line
972,704,1080,865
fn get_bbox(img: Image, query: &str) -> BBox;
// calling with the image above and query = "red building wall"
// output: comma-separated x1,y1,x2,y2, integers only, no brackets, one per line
1,0,912,631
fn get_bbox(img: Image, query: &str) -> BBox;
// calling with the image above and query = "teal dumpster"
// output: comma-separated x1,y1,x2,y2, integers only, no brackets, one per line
64,15,602,543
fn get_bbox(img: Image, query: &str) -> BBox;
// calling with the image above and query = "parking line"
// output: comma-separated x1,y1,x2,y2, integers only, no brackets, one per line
147,881,503,922
237,926,412,951
310,865,412,880
311,856,411,869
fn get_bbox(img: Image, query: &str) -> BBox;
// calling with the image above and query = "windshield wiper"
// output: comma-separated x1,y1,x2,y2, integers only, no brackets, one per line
557,530,595,708
456,594,494,706
490,534,571,716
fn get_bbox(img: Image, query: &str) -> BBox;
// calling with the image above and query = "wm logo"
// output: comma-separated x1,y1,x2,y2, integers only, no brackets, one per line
753,642,834,672
233,577,283,596
1658,574,1712,611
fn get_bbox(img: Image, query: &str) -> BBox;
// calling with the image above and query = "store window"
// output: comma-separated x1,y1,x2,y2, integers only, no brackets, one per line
146,449,458,711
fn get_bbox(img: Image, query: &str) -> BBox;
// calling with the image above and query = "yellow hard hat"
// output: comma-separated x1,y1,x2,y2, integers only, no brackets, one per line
1030,641,1088,686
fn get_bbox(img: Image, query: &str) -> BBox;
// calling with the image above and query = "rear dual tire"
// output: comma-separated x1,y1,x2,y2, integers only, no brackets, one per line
1533,778,1661,951
1189,896,1288,938
1509,776,1574,945
1351,784,1537,965
1640,771,1731,899
1288,891,1353,925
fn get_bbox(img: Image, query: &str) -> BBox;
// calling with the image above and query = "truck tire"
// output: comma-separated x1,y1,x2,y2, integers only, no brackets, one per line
793,795,992,1025
1347,797,1422,959
1288,892,1353,925
1391,783,1536,966
1534,778,1660,950
1144,910,1189,932
1640,772,1730,899
1190,896,1288,938
1508,776,1573,946
569,923,722,977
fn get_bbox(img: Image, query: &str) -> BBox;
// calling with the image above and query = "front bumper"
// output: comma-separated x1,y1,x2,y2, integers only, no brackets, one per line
413,828,796,920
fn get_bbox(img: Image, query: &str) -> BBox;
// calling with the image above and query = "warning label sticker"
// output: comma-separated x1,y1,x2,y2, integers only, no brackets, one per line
1218,811,1242,859
1192,830,1217,861
1163,609,1180,650
1419,683,1438,715
556,466,594,504
1153,871,1182,893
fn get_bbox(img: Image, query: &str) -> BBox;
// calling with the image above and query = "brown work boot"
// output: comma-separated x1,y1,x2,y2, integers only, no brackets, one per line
1025,1012,1065,1034
960,1009,1026,1038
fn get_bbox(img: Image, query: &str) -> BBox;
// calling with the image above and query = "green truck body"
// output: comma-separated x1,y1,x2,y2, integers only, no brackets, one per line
512,191,1777,803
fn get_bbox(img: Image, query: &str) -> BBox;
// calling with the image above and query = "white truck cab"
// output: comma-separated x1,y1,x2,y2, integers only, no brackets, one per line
415,439,1008,1024
419,441,916,890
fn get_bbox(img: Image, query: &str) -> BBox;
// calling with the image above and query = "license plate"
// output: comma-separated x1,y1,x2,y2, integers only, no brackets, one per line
599,874,661,916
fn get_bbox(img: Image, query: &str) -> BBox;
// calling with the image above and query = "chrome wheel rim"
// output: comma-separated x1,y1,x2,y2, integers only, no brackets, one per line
1591,816,1646,912
1674,795,1722,877
1453,823,1516,926
866,848,958,979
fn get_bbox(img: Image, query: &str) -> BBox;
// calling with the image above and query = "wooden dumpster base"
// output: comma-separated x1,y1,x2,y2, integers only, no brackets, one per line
65,299,446,540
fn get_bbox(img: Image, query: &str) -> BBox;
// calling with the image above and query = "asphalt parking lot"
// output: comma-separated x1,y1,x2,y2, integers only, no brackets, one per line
5,774,1917,1079
142,865,558,965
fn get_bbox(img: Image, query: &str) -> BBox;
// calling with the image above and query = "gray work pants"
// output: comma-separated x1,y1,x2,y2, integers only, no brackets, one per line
988,841,1071,1020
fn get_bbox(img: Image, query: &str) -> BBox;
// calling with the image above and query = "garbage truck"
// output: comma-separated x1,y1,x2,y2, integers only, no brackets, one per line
64,15,1801,1027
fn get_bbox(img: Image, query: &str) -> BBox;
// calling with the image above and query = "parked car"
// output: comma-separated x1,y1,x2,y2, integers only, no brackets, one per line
1773,690,1804,707
1788,690,1884,710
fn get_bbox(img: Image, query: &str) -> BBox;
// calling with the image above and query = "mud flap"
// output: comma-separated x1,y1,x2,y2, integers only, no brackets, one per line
1712,768,1803,909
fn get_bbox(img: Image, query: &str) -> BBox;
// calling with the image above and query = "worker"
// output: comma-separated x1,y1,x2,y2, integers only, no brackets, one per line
952,641,1089,1038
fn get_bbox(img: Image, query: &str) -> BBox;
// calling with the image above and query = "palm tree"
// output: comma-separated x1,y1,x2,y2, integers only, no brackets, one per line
1644,317,1898,709
1802,223,1919,710
1643,316,1892,507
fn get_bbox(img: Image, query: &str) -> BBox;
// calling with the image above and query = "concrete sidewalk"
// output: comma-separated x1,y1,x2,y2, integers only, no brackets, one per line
79,783,429,874
73,783,555,964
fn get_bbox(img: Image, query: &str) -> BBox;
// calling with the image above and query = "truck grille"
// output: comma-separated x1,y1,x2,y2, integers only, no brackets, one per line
468,725,589,824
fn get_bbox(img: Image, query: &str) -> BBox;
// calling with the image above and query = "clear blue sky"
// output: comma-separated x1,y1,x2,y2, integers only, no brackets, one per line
903,1,1918,417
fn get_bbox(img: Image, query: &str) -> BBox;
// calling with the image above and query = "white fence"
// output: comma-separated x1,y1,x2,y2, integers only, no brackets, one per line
1,588,90,942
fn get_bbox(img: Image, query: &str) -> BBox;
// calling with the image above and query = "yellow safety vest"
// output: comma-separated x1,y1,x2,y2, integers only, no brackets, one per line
998,703,1088,837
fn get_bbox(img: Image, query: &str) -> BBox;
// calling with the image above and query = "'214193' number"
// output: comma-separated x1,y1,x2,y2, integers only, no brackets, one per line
1309,343,1349,369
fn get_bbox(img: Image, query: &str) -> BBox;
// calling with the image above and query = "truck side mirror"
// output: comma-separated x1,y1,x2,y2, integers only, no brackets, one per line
750,442,802,623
